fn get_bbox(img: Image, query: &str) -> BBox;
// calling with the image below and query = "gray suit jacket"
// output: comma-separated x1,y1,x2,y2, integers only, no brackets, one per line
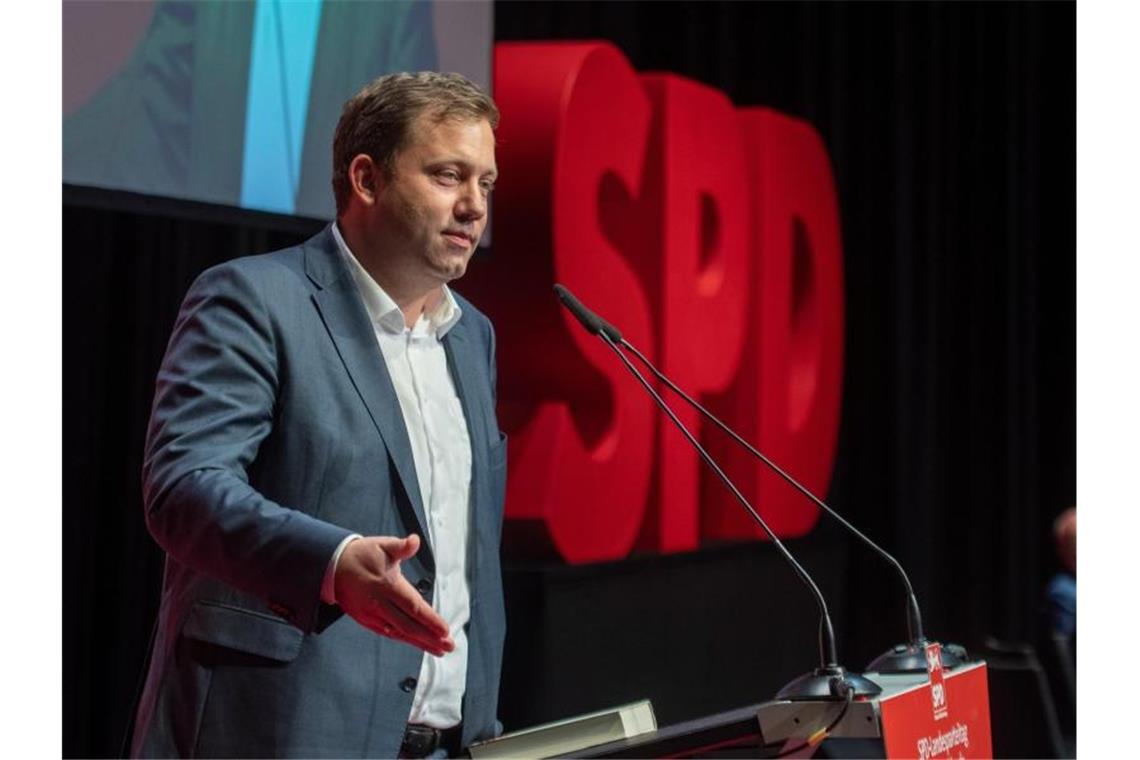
132,226,507,758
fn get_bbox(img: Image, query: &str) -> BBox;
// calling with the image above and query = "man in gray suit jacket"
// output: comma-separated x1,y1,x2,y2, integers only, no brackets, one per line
132,72,507,758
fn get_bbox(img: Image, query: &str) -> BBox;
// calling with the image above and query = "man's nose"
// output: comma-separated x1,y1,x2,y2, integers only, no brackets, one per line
455,181,487,221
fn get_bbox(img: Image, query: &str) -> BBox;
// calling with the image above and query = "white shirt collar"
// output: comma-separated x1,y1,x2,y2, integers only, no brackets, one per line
331,222,462,338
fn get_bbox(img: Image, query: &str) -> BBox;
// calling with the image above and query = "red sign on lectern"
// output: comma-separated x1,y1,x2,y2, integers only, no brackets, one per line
879,660,993,760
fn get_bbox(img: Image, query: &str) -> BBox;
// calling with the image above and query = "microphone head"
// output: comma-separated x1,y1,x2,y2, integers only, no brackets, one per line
552,283,575,309
552,283,623,342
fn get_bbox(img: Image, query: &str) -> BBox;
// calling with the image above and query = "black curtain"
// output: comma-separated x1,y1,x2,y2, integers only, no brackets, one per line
62,193,324,756
63,2,1074,756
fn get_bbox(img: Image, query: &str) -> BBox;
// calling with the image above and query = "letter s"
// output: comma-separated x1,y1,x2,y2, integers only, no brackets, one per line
464,42,656,562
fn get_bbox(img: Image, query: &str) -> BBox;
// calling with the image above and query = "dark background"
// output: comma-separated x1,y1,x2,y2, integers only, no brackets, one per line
63,2,1075,756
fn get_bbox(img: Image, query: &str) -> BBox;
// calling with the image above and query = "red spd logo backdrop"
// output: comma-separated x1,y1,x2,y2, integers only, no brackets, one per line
463,42,844,563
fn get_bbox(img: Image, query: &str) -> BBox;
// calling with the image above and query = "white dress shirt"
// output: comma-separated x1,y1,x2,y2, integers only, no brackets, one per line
321,223,474,729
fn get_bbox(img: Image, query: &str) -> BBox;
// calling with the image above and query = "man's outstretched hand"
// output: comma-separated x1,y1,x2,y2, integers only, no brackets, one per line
334,534,455,657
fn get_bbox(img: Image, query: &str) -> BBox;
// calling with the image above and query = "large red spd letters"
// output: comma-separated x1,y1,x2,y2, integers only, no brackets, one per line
463,42,845,563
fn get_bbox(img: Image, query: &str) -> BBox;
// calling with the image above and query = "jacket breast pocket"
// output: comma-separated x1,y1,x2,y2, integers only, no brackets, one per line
181,600,304,663
482,432,508,545
488,431,507,472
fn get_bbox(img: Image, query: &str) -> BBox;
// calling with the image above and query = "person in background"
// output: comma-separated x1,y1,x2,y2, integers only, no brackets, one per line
1046,506,1076,645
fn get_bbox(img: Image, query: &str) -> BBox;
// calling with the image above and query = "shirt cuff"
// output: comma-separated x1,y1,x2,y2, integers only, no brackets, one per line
321,534,363,605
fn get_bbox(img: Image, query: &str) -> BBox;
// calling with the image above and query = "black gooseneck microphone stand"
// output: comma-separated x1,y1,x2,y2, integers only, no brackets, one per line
616,337,964,673
553,284,881,700
552,282,964,674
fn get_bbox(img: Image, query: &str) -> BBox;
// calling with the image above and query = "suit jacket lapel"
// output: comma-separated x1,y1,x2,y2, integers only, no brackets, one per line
442,322,493,539
303,229,434,570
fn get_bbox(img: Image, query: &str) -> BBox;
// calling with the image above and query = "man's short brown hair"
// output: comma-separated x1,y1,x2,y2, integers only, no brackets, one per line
332,71,500,216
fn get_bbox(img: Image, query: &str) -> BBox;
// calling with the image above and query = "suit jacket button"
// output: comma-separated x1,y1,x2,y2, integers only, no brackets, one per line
400,677,418,693
416,578,433,595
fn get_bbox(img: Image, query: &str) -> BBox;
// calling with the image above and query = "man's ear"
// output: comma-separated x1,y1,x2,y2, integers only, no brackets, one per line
348,154,383,206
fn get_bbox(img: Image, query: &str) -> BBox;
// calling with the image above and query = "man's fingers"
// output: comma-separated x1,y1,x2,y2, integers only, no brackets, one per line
362,599,454,656
370,620,445,657
362,583,456,647
373,620,446,657
385,575,451,638
381,598,454,651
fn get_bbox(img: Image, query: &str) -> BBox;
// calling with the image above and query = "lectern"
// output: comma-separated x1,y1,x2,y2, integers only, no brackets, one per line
568,661,992,759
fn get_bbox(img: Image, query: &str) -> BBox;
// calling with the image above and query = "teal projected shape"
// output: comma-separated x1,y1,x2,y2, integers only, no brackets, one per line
240,0,323,214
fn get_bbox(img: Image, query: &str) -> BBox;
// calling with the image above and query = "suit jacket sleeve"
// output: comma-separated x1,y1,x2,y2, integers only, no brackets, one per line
142,261,351,630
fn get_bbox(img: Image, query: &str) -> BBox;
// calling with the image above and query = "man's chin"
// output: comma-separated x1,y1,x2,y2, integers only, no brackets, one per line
432,254,471,282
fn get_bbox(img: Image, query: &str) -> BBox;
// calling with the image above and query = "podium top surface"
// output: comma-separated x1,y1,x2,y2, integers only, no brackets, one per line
567,661,988,758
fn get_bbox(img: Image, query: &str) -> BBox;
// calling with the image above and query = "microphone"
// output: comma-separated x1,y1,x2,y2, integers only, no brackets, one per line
614,338,964,673
553,283,623,342
553,283,880,701
554,283,963,674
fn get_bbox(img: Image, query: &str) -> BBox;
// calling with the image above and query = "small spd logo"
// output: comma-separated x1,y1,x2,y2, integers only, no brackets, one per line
925,642,949,721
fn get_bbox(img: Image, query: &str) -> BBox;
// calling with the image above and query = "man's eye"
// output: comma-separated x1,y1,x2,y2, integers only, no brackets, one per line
480,182,495,194
437,170,460,183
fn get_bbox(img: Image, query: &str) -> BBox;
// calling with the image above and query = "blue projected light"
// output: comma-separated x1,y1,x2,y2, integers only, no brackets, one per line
64,1,491,218
240,0,323,215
